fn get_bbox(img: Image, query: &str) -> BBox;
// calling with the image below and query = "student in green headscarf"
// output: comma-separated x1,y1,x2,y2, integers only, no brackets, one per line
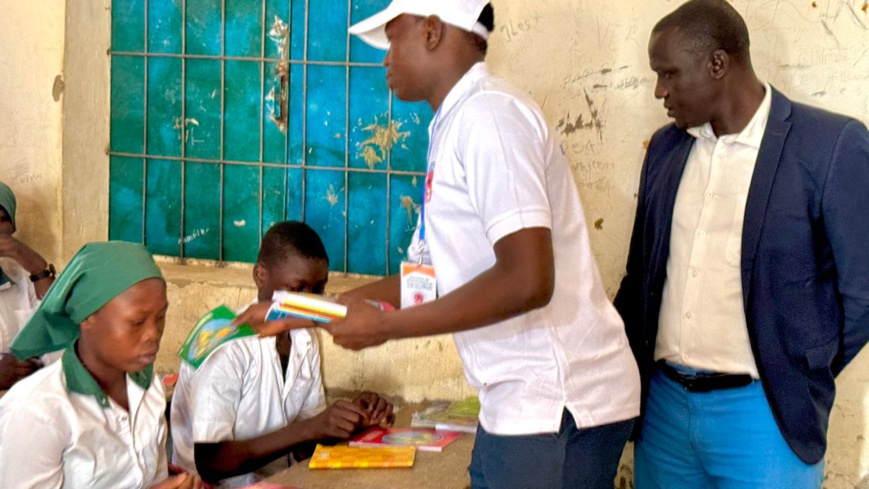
0,180,56,389
0,241,201,489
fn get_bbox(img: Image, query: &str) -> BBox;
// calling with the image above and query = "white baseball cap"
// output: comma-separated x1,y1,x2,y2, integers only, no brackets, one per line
349,0,492,51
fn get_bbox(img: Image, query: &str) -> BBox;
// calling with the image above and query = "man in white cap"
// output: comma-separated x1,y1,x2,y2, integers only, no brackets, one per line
245,2,641,487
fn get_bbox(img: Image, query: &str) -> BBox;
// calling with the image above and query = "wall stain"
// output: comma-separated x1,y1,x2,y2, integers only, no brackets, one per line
52,75,64,102
594,218,604,230
357,118,411,169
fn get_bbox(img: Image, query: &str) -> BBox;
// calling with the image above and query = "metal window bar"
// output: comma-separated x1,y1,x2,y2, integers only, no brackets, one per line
180,0,187,258
142,0,150,248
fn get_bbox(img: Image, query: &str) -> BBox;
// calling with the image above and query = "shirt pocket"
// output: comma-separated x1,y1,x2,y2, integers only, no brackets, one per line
724,193,748,267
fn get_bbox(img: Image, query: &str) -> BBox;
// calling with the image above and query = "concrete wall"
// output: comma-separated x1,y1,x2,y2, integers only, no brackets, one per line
0,0,65,265
5,0,868,486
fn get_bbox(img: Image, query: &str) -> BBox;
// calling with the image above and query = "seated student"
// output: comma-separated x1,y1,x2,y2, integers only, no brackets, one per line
0,181,56,389
0,241,200,489
171,221,393,488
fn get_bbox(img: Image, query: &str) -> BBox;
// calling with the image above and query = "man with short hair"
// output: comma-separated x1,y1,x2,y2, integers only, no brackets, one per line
0,181,55,389
336,1,640,488
615,1,869,487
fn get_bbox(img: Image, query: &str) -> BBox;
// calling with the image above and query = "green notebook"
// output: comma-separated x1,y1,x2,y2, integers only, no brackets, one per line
177,305,257,369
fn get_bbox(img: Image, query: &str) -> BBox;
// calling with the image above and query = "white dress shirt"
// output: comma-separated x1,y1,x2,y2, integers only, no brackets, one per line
407,62,641,435
656,83,773,378
171,320,325,488
0,352,168,488
0,257,40,352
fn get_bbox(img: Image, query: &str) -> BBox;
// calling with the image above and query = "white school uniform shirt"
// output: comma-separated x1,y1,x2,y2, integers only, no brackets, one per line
0,257,40,352
171,311,325,489
407,62,641,435
656,83,773,379
0,350,168,488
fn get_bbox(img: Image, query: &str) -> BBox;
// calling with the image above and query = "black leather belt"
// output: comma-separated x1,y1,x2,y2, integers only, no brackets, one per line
656,361,754,393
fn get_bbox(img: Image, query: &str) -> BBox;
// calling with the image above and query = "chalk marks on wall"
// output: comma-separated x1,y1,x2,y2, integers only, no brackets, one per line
499,13,542,43
556,90,604,140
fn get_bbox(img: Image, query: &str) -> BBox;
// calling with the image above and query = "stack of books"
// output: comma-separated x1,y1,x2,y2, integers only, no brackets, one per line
267,291,395,323
267,291,348,323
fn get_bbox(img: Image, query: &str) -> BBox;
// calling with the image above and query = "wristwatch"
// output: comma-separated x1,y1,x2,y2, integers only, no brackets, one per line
30,263,56,282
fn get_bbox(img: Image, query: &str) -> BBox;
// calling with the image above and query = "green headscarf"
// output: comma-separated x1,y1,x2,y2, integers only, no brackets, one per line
0,180,16,232
11,241,164,359
0,181,16,287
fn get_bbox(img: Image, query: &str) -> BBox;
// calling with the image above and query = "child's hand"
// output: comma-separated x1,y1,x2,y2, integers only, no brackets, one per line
0,354,42,390
304,400,370,439
353,392,395,427
148,473,202,489
233,302,316,337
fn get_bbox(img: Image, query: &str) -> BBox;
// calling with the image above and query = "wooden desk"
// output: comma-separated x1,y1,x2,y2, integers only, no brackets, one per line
265,404,474,489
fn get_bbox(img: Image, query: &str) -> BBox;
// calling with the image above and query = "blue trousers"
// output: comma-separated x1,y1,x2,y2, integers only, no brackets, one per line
635,367,824,489
469,409,634,489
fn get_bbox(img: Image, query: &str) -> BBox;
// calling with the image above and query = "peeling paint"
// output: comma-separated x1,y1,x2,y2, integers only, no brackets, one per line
233,220,246,227
268,15,290,59
357,117,411,169
266,16,290,134
325,184,342,206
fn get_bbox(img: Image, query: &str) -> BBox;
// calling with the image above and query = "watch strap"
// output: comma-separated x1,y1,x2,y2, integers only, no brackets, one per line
30,263,56,282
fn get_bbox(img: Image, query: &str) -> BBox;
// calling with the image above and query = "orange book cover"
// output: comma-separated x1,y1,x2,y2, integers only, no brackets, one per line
307,444,416,469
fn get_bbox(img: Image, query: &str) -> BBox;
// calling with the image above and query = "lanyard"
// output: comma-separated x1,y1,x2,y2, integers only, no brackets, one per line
417,107,443,263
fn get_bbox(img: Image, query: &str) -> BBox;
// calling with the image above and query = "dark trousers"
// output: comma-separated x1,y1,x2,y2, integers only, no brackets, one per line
469,409,635,489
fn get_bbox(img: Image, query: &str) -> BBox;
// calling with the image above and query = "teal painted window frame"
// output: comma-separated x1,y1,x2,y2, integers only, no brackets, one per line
109,0,432,275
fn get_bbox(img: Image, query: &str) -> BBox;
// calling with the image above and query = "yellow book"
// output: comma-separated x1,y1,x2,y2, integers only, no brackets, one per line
307,444,416,469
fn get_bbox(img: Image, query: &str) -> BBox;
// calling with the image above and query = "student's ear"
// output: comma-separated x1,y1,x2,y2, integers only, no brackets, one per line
423,15,445,50
253,263,268,289
79,314,98,334
708,49,729,80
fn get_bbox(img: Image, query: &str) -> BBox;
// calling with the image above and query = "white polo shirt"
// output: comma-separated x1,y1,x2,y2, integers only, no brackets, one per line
407,62,641,435
0,350,168,488
0,257,40,352
171,322,325,488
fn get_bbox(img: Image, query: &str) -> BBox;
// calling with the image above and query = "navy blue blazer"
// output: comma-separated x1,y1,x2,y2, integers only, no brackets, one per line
614,88,869,464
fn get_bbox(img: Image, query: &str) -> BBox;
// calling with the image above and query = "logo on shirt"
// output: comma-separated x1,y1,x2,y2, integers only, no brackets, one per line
424,169,434,203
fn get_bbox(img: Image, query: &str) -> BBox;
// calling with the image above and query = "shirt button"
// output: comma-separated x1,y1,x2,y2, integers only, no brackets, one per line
685,312,692,319
691,270,698,277
698,231,706,237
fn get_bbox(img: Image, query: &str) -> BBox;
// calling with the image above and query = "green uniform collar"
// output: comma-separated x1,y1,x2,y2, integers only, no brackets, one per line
62,346,154,409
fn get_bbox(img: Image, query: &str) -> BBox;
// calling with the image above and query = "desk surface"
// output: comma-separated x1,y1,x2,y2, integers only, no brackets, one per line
266,404,474,489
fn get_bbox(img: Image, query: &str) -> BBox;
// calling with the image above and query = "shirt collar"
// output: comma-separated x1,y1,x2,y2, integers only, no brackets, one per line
62,345,153,409
687,81,773,149
431,62,489,135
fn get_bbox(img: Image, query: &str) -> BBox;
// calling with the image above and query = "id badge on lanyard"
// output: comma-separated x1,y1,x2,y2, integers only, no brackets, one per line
401,108,441,309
